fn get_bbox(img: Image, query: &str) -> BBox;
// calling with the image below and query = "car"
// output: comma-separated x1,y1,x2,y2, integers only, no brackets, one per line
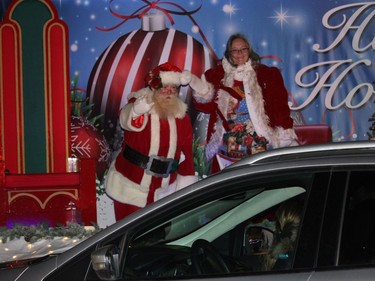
1,141,375,280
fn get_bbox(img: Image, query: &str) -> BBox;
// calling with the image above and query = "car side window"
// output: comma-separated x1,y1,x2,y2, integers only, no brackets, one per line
339,171,375,266
123,173,311,279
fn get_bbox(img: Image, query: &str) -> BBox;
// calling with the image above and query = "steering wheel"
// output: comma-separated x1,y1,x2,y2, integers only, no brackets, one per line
190,239,230,275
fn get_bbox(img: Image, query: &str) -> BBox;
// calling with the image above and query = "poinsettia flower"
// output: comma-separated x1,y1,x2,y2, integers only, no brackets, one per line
145,71,163,90
149,77,162,89
231,123,245,133
255,136,267,145
244,134,254,146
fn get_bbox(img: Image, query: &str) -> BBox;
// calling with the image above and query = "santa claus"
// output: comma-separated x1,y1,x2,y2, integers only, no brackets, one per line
105,62,197,220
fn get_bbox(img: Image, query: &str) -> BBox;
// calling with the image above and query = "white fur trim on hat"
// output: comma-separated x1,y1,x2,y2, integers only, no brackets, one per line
159,70,192,86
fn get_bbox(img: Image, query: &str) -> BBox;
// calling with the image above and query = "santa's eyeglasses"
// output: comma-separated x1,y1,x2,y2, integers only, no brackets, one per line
157,85,178,94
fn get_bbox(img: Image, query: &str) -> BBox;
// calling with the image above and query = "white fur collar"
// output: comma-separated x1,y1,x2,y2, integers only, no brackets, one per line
222,57,255,86
220,57,275,145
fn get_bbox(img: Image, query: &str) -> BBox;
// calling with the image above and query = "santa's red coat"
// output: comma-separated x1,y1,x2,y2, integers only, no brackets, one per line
105,89,196,208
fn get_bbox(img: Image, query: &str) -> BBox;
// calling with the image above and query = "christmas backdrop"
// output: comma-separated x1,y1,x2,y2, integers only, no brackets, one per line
1,0,374,146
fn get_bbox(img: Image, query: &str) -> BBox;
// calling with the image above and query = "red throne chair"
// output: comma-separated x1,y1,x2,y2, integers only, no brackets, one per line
0,0,97,226
294,124,332,145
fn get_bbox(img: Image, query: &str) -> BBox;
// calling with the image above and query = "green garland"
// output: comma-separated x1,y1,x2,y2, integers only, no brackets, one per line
0,223,100,244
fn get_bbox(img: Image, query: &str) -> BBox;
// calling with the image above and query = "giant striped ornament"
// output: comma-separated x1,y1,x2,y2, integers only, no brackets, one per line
87,27,216,144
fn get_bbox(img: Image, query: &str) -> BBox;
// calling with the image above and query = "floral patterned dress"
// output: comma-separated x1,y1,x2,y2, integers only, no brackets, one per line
220,86,268,159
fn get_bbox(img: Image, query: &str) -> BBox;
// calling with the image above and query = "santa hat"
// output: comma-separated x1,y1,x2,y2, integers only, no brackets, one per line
145,62,191,89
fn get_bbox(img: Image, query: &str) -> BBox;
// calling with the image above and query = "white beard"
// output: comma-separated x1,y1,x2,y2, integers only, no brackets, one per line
152,94,187,119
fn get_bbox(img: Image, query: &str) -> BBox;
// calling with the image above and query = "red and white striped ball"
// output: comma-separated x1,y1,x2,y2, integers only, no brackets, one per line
87,28,216,141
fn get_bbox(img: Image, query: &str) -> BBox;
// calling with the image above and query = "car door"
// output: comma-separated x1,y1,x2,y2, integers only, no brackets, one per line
114,167,332,281
309,168,375,281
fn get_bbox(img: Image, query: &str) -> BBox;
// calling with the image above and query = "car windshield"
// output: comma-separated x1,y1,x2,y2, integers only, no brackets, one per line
131,189,263,247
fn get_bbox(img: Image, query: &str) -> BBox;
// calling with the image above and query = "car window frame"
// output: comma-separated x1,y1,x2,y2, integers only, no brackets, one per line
317,166,375,269
117,167,331,279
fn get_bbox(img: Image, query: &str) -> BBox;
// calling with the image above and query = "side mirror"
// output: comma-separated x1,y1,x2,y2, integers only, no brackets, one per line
246,226,274,254
91,245,120,280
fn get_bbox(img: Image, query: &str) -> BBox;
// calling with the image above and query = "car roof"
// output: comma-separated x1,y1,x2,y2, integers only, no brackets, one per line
225,141,375,171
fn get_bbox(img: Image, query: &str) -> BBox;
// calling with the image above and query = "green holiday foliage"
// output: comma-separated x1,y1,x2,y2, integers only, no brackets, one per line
0,223,100,244
96,170,108,200
70,74,109,197
70,74,104,126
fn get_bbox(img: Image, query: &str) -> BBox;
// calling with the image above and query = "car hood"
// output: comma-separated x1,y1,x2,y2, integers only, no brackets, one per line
0,255,56,278
0,265,27,280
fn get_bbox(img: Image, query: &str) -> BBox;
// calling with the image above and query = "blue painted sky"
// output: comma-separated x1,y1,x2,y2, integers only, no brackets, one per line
1,0,374,141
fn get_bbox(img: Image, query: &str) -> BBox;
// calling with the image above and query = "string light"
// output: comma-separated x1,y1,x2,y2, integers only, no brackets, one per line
0,225,100,264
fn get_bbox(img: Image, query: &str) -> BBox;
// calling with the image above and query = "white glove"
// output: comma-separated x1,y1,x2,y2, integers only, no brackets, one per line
133,96,154,118
189,74,209,94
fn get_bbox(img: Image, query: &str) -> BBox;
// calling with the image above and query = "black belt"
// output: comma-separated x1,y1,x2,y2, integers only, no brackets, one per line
123,145,179,178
